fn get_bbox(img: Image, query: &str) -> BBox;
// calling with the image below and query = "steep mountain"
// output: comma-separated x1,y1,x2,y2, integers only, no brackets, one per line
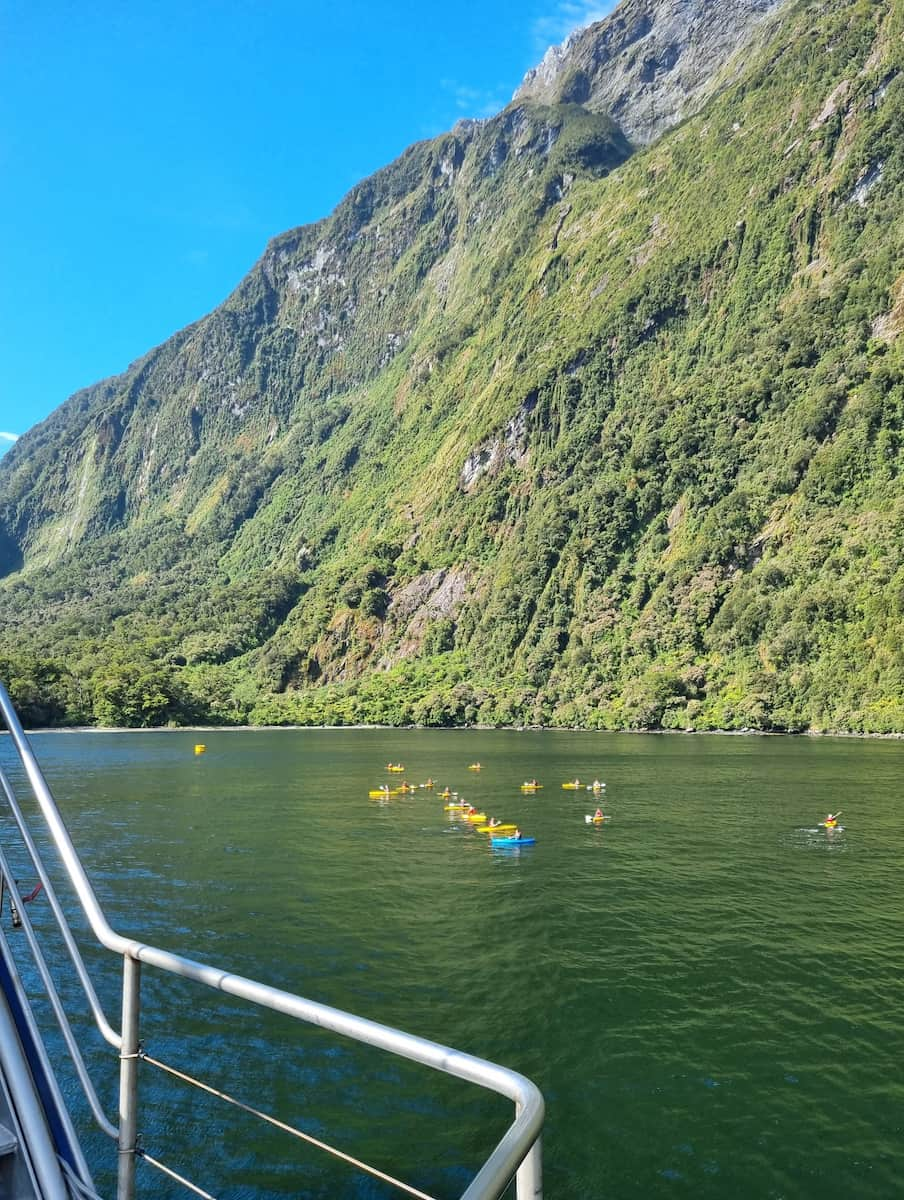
1,0,902,733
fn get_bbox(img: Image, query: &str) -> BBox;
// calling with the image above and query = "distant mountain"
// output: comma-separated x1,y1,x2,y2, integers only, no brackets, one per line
1,0,902,733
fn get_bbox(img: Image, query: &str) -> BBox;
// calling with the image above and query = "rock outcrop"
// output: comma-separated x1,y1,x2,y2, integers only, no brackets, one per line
514,0,789,145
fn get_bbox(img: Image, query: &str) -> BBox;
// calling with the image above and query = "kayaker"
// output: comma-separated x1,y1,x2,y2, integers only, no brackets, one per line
594,808,604,821
467,805,477,816
488,817,501,828
825,811,841,824
512,828,522,840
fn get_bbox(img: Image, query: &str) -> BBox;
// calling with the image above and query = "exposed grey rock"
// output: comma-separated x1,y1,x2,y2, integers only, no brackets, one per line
379,568,471,665
850,160,884,206
514,0,790,146
460,398,535,491
809,78,851,129
388,569,468,623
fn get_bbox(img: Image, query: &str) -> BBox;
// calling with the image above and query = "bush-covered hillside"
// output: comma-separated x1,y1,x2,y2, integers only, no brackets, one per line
1,0,902,732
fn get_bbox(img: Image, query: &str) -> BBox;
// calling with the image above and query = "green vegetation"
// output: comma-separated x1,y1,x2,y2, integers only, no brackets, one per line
0,0,902,732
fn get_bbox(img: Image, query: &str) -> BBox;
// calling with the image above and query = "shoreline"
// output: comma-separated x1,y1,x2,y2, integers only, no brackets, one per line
11,724,904,741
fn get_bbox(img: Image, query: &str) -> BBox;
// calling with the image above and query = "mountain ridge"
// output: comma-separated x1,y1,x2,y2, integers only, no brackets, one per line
514,0,789,144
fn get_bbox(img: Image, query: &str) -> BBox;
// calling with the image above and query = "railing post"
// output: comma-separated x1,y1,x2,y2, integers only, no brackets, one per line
516,1122,542,1200
117,954,141,1200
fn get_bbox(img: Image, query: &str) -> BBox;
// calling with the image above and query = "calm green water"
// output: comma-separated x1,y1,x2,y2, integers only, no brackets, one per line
3,729,903,1199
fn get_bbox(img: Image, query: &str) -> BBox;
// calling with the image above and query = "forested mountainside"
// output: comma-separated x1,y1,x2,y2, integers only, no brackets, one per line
1,0,902,733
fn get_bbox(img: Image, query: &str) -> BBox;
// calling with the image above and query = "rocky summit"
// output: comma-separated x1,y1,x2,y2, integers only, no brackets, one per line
515,0,788,144
1,0,902,734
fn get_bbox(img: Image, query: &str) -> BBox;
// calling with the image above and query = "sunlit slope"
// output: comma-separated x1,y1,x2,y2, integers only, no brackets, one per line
0,0,902,732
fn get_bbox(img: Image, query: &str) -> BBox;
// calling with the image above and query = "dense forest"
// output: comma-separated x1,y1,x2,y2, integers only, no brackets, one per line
1,0,902,733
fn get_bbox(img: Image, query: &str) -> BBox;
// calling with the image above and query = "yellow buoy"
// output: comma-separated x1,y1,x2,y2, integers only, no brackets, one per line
194,744,206,755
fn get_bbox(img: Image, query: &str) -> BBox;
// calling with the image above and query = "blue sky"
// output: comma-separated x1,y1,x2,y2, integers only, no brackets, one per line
0,0,615,455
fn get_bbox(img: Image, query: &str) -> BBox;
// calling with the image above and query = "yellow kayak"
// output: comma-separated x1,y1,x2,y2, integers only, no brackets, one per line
468,763,482,770
386,764,405,772
465,812,488,822
520,784,543,792
562,781,581,789
369,789,399,798
444,803,470,811
476,824,517,834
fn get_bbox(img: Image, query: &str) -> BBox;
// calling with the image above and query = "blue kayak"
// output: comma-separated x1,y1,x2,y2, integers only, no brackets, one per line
490,836,536,847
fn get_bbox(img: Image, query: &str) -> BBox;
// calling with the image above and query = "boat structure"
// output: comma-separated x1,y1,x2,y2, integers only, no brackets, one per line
0,682,544,1199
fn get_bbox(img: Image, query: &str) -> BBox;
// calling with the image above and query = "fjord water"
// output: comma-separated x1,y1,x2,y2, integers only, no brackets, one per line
5,729,903,1199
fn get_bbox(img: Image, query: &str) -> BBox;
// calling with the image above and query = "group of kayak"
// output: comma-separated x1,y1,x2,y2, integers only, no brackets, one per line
372,765,538,845
376,768,839,843
370,765,617,846
444,801,534,844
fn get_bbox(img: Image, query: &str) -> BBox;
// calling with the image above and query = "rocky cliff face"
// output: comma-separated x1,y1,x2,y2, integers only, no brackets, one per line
514,0,789,144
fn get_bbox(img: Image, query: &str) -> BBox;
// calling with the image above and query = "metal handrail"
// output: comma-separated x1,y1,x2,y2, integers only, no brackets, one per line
0,833,117,1139
0,919,97,1197
0,768,120,1049
0,682,544,1200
